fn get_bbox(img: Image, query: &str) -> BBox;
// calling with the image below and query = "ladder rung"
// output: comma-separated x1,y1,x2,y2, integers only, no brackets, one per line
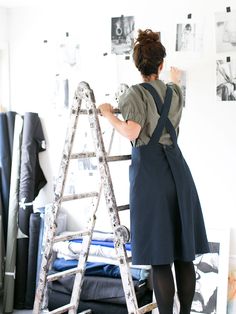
48,303,75,314
78,310,92,314
54,230,90,242
107,155,131,162
117,204,129,211
71,152,96,159
47,267,81,282
138,302,157,313
62,192,99,202
70,153,131,162
79,108,120,115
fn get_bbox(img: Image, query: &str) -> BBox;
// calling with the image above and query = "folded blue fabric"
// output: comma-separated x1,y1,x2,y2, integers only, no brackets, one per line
53,258,149,281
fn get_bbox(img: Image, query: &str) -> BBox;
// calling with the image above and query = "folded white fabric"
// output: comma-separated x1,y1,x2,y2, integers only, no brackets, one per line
53,241,131,261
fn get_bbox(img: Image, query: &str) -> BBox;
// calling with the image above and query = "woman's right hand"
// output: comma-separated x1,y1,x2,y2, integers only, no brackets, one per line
98,103,114,117
170,66,182,85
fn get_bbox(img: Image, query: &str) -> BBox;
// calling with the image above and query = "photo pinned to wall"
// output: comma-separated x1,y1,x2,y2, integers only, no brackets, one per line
111,15,135,55
175,21,203,52
56,32,80,68
52,32,80,116
216,57,236,101
53,75,70,115
215,9,236,53
160,69,187,106
191,227,230,314
227,255,236,314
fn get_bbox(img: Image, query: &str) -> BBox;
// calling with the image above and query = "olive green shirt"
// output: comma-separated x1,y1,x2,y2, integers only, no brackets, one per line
118,79,183,147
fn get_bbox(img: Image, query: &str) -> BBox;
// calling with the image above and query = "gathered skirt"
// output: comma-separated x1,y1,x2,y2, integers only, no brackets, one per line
129,143,209,265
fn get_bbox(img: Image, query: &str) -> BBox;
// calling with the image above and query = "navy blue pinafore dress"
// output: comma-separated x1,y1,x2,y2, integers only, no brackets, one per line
129,83,209,265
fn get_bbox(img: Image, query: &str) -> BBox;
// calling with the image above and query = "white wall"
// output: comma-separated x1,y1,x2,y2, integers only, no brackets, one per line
3,0,236,254
0,7,9,109
0,7,7,40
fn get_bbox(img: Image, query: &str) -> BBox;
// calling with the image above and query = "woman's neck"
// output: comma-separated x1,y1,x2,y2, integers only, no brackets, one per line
142,73,158,82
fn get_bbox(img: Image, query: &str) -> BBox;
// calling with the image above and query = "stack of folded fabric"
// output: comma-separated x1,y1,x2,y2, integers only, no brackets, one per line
48,230,153,314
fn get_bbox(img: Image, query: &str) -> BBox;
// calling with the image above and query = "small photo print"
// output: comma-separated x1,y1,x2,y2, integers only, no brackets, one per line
215,11,236,53
111,15,135,55
191,242,219,314
176,23,197,52
216,58,236,101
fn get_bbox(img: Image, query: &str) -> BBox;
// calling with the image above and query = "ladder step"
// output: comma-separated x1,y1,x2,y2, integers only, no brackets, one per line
70,153,131,162
47,268,81,282
138,302,157,313
117,204,129,211
48,303,75,314
62,192,99,202
71,152,96,159
54,230,90,242
79,108,120,115
106,155,131,162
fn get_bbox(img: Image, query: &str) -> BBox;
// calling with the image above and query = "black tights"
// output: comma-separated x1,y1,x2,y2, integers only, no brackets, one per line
152,260,196,314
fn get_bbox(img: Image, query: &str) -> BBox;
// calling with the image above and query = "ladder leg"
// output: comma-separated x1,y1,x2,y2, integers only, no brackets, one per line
33,92,83,313
82,83,139,313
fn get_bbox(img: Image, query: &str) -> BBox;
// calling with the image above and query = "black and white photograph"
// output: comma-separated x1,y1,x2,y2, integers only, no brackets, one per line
111,15,135,55
176,23,196,52
191,242,219,313
191,228,230,314
216,58,236,101
215,10,236,53
175,22,204,52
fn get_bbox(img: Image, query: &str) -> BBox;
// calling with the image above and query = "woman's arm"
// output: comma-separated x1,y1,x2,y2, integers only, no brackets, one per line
98,103,141,141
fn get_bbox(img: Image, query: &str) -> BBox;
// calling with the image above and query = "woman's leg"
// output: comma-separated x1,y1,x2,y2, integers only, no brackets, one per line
152,264,175,314
174,260,196,314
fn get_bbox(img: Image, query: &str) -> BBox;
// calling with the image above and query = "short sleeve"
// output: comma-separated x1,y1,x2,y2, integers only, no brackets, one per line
118,86,147,128
168,83,183,108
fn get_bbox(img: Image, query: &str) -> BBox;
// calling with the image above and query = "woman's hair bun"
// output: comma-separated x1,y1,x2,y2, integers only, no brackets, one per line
136,29,160,46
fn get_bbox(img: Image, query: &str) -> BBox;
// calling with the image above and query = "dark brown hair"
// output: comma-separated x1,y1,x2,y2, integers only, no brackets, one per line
133,29,166,76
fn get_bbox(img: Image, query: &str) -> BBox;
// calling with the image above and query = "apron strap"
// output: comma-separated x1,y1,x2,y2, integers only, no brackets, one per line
140,82,178,145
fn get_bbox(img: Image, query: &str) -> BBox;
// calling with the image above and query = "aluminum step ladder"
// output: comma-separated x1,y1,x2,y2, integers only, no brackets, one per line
33,81,157,314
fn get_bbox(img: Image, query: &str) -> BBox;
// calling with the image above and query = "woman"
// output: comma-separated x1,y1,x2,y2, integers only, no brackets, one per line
98,29,209,314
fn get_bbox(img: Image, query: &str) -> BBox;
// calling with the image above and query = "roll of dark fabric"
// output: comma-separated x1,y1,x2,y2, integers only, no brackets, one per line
0,191,5,290
49,292,130,314
48,276,153,314
18,112,47,236
6,111,16,156
14,239,29,308
0,112,12,241
14,112,47,309
3,114,23,313
25,212,41,309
